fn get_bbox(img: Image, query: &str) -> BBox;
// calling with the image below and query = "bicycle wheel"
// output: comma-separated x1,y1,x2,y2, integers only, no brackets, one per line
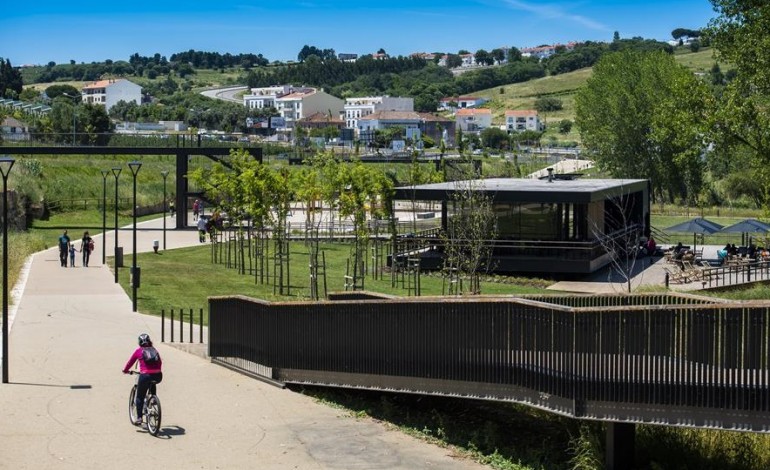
145,395,162,436
128,385,139,425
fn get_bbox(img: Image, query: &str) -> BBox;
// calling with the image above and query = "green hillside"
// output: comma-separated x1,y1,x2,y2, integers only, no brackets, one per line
471,48,719,143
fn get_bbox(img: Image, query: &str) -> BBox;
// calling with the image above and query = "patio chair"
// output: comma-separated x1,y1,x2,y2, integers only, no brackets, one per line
663,267,689,284
699,261,719,281
682,260,703,281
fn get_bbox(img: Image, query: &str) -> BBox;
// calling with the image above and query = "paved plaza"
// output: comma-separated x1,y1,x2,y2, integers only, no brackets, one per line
0,214,484,470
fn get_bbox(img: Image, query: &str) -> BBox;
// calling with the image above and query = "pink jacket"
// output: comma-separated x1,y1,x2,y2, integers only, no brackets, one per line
122,346,163,374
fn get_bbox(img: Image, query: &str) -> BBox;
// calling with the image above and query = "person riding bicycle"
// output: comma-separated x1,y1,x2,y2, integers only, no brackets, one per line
122,333,163,425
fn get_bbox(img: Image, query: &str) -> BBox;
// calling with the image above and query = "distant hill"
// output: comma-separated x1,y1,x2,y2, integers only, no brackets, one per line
471,48,719,143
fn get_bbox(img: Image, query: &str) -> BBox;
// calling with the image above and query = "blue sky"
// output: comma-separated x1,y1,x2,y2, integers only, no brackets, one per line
1,1,717,66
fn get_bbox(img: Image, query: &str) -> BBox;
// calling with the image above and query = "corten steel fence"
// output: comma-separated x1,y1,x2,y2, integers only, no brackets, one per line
209,294,770,432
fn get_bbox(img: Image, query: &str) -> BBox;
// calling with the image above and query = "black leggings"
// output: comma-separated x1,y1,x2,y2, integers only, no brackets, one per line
136,372,163,417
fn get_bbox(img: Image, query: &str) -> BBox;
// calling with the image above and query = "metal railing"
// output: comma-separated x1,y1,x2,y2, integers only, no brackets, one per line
161,307,206,344
209,294,770,432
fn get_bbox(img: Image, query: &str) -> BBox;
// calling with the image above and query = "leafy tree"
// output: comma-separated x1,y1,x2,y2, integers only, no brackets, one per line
298,45,336,62
506,47,522,63
45,84,80,102
490,48,506,64
708,1,770,209
474,49,493,66
575,50,712,204
0,58,23,98
480,127,509,149
558,119,573,134
445,54,463,68
535,96,563,112
442,156,497,295
672,28,702,39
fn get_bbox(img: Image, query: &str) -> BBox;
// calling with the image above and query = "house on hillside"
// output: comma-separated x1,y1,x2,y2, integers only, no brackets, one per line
243,85,311,110
357,111,455,147
0,117,32,141
296,112,345,132
81,78,142,110
505,110,543,132
344,96,414,135
274,88,344,129
438,96,488,111
455,108,492,133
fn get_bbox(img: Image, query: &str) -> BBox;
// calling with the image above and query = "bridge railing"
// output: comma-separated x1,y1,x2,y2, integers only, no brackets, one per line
209,294,770,432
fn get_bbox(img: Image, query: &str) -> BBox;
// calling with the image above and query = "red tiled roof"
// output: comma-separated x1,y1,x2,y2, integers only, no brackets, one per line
456,108,491,116
505,110,538,117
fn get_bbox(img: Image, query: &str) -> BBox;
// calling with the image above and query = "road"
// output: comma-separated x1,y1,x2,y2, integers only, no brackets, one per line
200,85,248,103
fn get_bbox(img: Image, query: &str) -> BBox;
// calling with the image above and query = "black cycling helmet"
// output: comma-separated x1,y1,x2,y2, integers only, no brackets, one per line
138,333,152,347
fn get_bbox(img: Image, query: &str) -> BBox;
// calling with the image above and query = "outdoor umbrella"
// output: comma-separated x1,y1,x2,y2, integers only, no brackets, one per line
663,217,723,250
720,218,770,245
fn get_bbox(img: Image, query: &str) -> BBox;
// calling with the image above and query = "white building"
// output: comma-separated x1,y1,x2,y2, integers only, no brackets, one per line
243,85,344,129
274,88,344,128
344,96,414,132
438,96,488,111
81,79,142,110
505,110,543,132
243,85,309,110
456,108,492,133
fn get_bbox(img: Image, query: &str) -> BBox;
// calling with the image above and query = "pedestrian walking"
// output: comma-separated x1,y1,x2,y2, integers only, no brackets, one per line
58,230,70,267
193,199,200,221
197,216,207,243
81,231,93,267
69,244,78,267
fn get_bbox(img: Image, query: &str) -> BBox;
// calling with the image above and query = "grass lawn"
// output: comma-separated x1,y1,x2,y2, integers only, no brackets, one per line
119,238,553,319
29,210,162,249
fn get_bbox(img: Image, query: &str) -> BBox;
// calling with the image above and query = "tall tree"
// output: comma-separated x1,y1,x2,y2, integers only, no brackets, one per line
0,58,23,98
575,50,712,204
708,1,770,207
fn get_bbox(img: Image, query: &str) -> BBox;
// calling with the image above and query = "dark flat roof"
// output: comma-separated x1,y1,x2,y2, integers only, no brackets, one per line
394,178,649,204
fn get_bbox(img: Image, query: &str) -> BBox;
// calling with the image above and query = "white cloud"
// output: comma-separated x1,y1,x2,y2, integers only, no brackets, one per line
501,0,609,31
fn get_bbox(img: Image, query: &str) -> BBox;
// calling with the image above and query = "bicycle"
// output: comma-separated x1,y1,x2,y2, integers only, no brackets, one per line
127,371,162,436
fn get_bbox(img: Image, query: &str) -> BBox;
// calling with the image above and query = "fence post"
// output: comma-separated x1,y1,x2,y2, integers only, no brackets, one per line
665,273,669,289
199,308,204,344
189,308,193,343
161,309,165,342
170,309,174,343
179,306,184,343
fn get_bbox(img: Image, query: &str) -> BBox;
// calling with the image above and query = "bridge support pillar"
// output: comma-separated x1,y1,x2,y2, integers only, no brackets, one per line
605,421,635,470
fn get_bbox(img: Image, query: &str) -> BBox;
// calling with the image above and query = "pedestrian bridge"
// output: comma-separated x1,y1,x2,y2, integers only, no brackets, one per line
208,292,770,468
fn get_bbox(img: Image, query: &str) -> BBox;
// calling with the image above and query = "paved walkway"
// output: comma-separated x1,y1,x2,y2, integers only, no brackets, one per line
0,214,483,469
548,245,726,294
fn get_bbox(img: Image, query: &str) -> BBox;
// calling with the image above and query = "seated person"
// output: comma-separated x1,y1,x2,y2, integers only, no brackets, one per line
717,247,729,264
749,244,757,259
646,236,657,256
681,250,695,264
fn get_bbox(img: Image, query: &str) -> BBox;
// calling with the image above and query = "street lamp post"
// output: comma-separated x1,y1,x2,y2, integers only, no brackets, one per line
160,170,169,251
101,170,109,264
112,167,122,283
0,156,15,384
128,161,142,312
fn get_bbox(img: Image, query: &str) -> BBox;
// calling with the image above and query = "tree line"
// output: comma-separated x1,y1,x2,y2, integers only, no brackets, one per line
574,0,770,210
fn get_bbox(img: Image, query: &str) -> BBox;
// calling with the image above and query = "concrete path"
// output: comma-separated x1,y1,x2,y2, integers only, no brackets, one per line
0,214,483,469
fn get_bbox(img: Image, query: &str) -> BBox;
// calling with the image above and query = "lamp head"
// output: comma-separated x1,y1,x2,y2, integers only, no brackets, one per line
160,170,169,178
128,161,142,176
0,157,15,179
111,166,122,178
101,169,110,178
